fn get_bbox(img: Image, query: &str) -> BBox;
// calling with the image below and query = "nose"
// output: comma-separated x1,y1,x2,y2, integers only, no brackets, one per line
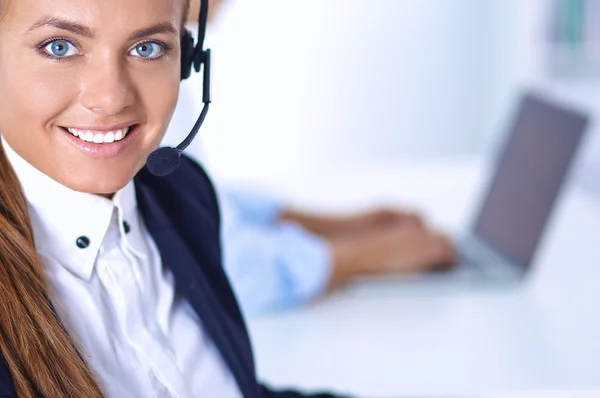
79,54,135,116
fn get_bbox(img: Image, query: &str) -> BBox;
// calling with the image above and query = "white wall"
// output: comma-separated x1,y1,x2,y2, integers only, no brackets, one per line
475,0,600,199
166,0,489,184
476,0,546,152
166,0,600,197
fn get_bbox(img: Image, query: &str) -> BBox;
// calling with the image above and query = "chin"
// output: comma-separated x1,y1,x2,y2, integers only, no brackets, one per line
59,169,137,196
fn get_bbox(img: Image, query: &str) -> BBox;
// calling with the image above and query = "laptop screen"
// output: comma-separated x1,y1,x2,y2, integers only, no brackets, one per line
473,93,588,267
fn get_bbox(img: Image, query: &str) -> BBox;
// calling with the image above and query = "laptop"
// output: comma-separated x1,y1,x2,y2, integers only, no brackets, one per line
444,92,589,283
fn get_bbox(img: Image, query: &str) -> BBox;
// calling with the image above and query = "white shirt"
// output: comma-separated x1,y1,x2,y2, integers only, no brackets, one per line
2,140,242,398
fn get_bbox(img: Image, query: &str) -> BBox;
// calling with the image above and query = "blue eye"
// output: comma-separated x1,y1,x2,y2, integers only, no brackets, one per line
44,39,77,57
130,42,164,59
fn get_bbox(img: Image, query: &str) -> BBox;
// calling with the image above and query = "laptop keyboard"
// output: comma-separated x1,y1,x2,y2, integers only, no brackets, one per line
451,247,495,278
429,249,485,277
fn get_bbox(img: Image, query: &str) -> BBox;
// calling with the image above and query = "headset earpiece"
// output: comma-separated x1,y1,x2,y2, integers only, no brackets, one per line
180,30,195,81
147,0,211,176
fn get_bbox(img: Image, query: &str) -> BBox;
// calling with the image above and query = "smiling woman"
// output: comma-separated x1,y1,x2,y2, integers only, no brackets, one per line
0,2,187,396
0,0,349,397
0,0,347,397
0,0,189,396
0,4,185,398
0,0,187,195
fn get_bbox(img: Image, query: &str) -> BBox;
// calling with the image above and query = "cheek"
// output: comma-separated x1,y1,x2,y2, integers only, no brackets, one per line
0,58,77,136
0,59,77,183
138,75,181,141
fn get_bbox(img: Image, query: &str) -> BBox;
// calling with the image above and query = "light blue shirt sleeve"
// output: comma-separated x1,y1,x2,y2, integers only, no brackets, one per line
220,188,282,225
217,188,333,315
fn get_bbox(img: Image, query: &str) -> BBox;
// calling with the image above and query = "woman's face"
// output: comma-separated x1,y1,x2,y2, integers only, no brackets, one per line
0,0,186,195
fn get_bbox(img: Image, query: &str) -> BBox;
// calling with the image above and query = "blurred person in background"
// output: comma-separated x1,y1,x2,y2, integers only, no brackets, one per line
169,0,456,315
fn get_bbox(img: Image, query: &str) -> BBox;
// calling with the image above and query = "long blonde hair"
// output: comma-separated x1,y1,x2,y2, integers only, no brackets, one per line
0,0,191,396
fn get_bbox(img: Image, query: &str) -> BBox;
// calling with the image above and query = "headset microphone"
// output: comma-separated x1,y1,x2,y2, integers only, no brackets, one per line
146,0,211,177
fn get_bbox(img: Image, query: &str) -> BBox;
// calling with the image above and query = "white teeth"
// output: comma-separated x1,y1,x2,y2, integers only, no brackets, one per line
84,132,94,142
66,127,131,144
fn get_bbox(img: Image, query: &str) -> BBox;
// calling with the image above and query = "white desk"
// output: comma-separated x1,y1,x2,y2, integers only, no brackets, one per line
237,157,600,398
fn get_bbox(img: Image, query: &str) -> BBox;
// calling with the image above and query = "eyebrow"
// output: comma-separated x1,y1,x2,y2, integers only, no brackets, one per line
27,17,178,41
28,16,95,38
127,22,178,41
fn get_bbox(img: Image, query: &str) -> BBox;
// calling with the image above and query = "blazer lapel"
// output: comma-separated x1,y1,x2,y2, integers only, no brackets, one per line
136,180,260,398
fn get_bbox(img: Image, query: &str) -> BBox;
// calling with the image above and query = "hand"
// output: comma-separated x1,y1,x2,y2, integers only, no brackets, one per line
336,207,423,232
327,222,456,290
278,207,424,238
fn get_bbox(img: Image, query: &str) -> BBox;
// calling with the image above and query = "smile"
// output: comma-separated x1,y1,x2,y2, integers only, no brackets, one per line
64,126,133,144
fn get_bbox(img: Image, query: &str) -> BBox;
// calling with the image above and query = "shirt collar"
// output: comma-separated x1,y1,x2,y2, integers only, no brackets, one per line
113,180,148,260
2,139,146,281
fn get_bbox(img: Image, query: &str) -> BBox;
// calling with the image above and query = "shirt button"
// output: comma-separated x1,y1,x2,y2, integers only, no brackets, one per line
123,221,131,234
76,236,91,249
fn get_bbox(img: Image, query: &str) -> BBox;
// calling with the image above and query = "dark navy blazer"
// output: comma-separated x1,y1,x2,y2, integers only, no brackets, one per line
0,155,348,398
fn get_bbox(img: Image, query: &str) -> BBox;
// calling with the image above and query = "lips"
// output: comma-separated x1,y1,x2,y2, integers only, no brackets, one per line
59,123,141,158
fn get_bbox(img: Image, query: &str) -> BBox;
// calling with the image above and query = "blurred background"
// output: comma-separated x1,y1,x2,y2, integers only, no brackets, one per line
165,1,600,396
171,0,600,198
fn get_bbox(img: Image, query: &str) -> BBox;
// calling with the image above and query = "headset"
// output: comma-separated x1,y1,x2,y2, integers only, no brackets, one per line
146,0,211,176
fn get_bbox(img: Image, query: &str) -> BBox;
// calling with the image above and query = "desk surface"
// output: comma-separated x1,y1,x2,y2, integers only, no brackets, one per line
241,157,600,398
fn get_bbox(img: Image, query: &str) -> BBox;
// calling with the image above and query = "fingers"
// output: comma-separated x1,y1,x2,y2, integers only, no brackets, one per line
360,208,423,230
424,233,456,271
326,207,425,237
396,212,423,228
371,224,456,275
328,221,458,285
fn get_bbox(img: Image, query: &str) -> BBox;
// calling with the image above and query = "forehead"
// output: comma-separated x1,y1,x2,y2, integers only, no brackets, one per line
3,0,185,33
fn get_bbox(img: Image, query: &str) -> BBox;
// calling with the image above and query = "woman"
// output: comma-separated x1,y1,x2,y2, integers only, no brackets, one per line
0,0,345,396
